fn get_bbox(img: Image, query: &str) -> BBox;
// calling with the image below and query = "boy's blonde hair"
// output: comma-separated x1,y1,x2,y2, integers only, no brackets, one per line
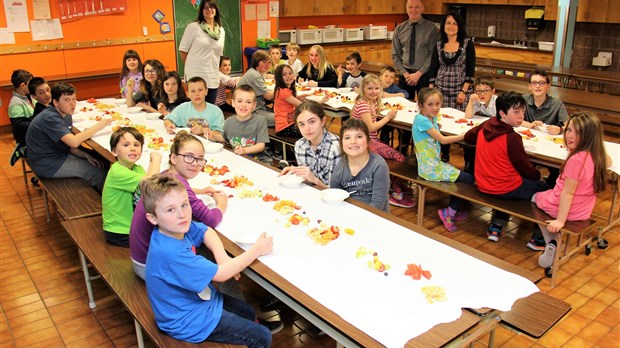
286,43,300,52
233,84,256,101
141,174,186,215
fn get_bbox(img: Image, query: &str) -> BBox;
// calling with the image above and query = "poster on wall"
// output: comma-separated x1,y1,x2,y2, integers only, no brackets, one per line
3,0,30,32
57,0,128,23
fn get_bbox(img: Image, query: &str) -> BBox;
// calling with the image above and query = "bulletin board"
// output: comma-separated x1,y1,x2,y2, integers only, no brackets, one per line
240,0,279,69
172,0,242,76
0,0,177,81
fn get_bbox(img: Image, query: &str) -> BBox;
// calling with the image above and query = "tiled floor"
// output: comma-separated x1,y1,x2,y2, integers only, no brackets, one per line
0,125,618,347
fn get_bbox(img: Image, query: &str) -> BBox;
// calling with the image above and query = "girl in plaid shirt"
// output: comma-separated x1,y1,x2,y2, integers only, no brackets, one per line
280,100,340,187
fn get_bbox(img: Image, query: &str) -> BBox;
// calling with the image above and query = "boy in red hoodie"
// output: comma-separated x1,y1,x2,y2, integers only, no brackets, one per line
464,92,549,242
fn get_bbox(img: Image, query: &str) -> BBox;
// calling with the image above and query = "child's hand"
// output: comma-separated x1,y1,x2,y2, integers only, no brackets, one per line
353,86,360,94
386,110,398,120
307,80,318,87
212,190,228,204
546,125,562,135
203,127,211,140
165,123,176,134
126,79,135,92
321,95,330,103
150,151,162,162
280,166,313,183
157,103,167,115
297,77,305,84
252,232,273,256
546,219,564,233
190,123,204,135
531,120,544,128
336,65,345,76
97,117,113,128
469,93,480,104
234,145,245,155
84,152,103,168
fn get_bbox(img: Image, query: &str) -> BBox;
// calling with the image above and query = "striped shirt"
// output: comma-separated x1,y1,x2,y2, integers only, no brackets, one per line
215,72,237,106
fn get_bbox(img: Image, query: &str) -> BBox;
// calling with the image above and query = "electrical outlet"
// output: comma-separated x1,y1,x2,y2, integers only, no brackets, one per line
142,26,148,36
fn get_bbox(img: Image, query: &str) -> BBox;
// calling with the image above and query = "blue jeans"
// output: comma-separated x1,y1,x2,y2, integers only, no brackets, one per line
206,294,271,348
489,178,550,226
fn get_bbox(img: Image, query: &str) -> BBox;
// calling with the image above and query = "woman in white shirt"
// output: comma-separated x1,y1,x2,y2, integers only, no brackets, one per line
179,0,225,104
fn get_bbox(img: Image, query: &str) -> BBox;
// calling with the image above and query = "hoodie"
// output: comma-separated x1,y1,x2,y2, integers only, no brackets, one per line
464,116,540,195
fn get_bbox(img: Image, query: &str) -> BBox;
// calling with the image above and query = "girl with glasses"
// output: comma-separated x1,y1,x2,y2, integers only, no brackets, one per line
130,131,228,280
126,59,166,113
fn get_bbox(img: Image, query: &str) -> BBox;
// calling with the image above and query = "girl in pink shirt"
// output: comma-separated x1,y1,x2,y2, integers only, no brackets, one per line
534,112,611,269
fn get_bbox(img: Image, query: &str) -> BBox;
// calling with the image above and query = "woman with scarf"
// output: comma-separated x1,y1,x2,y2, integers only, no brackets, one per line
179,1,226,104
428,11,475,162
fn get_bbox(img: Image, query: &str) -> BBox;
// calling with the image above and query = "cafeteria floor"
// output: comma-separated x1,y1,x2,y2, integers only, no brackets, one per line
0,124,618,348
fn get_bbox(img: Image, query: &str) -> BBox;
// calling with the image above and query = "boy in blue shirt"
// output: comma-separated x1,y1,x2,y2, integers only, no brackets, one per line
142,174,280,346
380,66,409,99
164,76,225,142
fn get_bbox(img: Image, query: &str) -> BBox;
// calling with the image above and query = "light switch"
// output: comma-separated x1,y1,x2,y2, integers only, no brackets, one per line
143,26,148,36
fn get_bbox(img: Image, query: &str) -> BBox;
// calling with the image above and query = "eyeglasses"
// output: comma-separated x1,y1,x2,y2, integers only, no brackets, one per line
177,154,206,166
475,89,492,94
145,69,157,75
529,81,548,87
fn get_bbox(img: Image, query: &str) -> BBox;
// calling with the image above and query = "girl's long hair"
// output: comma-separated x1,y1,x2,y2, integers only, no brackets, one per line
274,64,296,100
562,112,608,193
120,49,142,84
355,74,382,109
305,45,334,80
160,71,187,104
141,59,166,104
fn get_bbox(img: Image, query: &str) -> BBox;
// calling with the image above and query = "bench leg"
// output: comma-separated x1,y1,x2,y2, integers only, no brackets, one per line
78,250,97,308
43,189,51,222
134,319,145,348
416,186,427,226
21,158,28,187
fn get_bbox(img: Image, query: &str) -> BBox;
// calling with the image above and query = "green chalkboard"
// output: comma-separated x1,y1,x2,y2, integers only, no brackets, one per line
173,0,242,77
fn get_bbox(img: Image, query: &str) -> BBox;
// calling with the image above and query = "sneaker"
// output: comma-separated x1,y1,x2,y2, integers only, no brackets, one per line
538,240,557,268
454,211,469,221
527,235,546,252
438,208,458,232
487,224,504,242
259,294,281,312
10,144,25,166
258,318,284,334
389,191,416,208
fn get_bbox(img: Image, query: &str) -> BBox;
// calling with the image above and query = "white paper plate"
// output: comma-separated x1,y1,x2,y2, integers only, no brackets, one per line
127,107,142,114
196,194,216,209
232,230,261,245
146,112,162,120
114,98,126,105
321,189,350,205
277,174,304,188
524,145,537,152
205,142,223,153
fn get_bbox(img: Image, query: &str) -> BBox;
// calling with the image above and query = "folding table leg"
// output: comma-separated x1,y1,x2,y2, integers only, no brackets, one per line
134,319,145,348
78,250,97,309
43,190,51,221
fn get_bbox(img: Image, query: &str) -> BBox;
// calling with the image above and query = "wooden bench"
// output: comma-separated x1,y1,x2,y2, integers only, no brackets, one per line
33,173,102,221
267,128,298,162
61,216,236,348
386,160,601,287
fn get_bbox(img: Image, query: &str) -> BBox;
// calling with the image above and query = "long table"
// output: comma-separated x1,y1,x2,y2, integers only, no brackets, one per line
73,99,543,347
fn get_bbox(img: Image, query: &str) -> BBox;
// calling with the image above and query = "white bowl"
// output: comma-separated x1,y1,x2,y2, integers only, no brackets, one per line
114,98,126,105
277,174,304,188
146,112,162,120
127,106,142,114
204,142,223,154
321,189,350,204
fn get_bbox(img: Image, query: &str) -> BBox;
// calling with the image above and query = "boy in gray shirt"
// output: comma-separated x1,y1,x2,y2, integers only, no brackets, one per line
223,86,271,164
